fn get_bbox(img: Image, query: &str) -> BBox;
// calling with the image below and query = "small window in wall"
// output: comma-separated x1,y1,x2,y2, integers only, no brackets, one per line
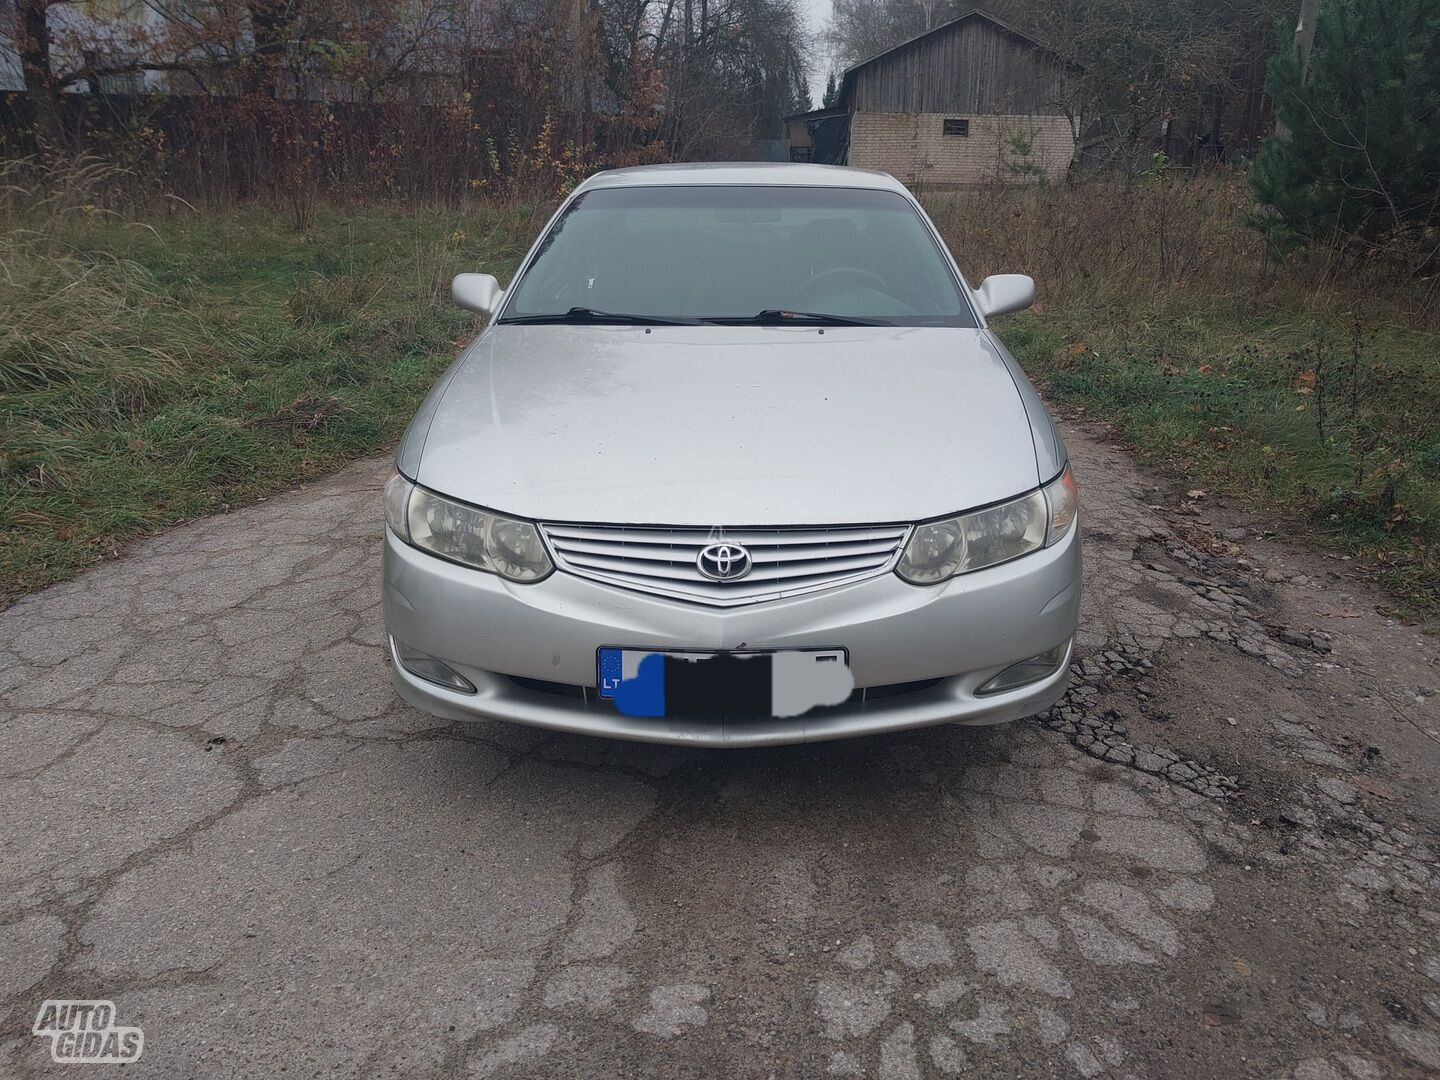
943,118,970,137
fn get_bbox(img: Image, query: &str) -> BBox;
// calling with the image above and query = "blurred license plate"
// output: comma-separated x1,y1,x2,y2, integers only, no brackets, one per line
597,648,851,718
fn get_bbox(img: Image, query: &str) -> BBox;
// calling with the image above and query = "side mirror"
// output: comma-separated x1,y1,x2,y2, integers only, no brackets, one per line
452,273,504,316
975,274,1035,319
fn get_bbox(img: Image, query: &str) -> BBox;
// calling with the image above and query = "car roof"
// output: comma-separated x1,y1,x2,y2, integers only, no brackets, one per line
574,162,908,194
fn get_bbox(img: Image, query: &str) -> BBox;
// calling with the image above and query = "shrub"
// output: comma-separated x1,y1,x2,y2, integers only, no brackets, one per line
1251,0,1440,269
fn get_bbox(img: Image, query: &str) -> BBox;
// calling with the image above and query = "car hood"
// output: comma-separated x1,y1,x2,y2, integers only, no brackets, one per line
413,325,1041,526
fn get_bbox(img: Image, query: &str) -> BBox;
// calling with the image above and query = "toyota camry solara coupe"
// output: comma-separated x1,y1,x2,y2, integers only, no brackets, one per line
382,162,1081,746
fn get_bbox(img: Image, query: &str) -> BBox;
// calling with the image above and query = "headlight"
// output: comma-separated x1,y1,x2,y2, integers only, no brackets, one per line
386,474,553,582
896,465,1077,585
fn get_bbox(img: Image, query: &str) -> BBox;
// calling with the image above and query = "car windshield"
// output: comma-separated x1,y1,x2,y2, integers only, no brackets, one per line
499,185,976,327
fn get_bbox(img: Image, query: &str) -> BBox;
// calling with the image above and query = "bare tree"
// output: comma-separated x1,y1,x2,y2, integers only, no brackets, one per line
653,0,810,154
824,0,948,70
1002,0,1293,161
1,0,811,197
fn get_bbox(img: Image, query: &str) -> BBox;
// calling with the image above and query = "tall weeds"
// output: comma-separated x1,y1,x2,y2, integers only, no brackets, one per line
0,157,539,604
932,170,1440,617
1,157,182,457
924,167,1438,328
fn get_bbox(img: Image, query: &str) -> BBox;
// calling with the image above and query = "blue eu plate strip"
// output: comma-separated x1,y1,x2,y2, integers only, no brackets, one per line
598,648,666,717
598,648,624,698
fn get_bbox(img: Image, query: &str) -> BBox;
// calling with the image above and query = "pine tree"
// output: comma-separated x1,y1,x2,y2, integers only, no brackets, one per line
822,70,840,109
1252,0,1440,262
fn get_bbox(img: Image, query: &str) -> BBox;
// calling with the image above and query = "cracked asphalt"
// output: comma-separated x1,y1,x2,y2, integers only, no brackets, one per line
3,418,1440,1078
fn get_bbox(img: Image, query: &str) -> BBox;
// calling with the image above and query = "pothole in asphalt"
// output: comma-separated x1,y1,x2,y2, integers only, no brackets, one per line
1046,629,1440,919
1035,643,1240,803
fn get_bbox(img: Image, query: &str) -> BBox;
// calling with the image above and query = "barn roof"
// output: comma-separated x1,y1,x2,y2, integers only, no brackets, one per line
836,8,1069,105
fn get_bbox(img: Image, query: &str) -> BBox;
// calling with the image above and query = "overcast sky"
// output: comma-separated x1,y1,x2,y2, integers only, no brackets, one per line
803,0,835,108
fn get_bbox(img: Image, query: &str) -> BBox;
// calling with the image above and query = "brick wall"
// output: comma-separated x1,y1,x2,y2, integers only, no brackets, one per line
848,112,1075,184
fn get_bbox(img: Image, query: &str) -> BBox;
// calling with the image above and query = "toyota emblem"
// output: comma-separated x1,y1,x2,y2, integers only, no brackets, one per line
696,543,753,581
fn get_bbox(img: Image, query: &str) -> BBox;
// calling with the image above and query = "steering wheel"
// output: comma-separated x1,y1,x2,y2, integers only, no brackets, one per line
795,266,891,303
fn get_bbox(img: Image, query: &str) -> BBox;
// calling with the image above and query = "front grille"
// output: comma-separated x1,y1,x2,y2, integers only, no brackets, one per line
539,522,911,606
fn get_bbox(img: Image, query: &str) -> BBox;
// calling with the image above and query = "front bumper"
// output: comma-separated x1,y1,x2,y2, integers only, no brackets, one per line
382,523,1081,747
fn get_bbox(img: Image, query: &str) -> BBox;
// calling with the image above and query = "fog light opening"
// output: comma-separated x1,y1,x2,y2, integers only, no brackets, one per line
392,638,477,694
976,640,1070,697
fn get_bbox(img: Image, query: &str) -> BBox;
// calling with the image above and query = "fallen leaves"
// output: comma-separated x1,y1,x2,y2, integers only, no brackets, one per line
1203,1001,1242,1026
1353,776,1400,802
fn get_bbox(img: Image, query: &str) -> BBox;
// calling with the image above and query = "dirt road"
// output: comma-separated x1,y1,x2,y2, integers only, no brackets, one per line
2,418,1438,1078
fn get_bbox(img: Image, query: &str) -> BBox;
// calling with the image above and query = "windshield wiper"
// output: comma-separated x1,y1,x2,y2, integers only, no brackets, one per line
711,309,889,326
499,307,703,326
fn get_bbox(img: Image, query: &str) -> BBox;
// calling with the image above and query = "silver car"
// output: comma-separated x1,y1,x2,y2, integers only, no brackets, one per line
382,163,1080,746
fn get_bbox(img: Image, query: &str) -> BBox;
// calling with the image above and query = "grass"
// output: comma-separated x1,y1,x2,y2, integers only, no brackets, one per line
921,171,1440,622
1,193,540,605
991,295,1440,622
4,165,1437,621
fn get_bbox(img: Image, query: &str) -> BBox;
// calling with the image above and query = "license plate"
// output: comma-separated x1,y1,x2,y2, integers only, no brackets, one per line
597,648,852,719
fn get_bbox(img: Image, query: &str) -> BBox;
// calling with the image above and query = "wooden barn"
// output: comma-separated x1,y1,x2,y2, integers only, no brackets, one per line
788,8,1078,184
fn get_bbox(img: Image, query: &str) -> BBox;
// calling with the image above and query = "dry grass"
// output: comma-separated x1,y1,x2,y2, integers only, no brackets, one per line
0,160,543,604
923,170,1440,620
4,159,1437,618
924,167,1437,324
